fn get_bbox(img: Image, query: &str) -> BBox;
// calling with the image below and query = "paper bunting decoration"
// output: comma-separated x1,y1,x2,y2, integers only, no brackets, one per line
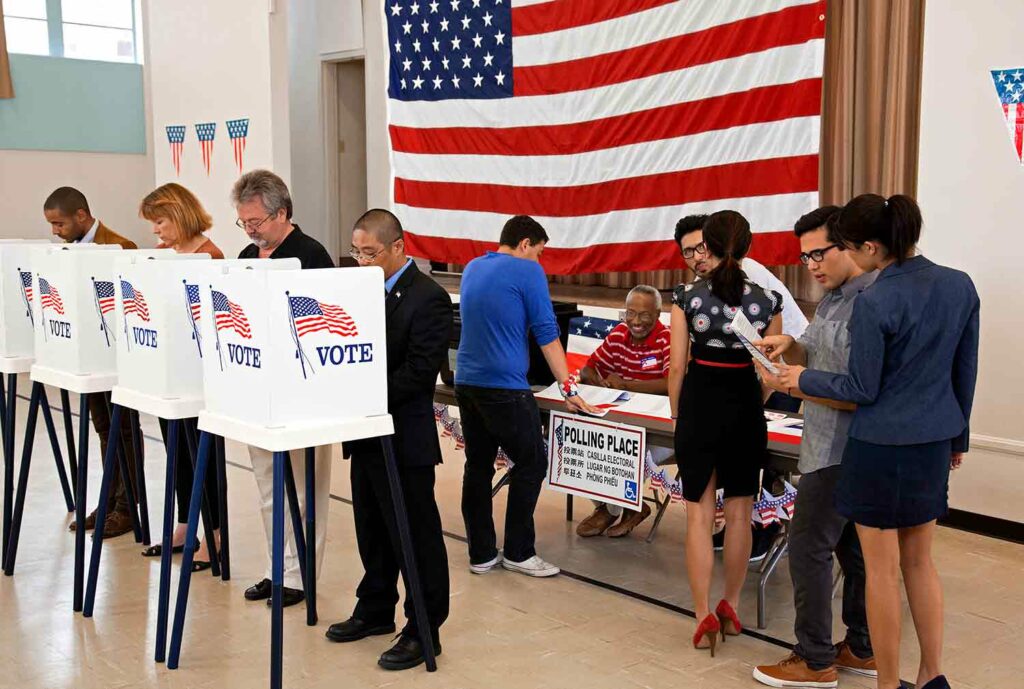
226,118,250,174
991,68,1024,164
166,125,186,176
195,122,217,175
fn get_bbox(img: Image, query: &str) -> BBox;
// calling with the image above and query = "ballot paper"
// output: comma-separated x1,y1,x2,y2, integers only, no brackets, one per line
731,310,780,375
537,382,631,417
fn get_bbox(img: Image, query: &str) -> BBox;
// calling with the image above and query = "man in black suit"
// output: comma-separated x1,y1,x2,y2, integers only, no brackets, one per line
327,209,452,671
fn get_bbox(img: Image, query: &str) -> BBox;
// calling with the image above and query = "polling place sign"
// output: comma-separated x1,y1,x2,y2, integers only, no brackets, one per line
546,411,646,511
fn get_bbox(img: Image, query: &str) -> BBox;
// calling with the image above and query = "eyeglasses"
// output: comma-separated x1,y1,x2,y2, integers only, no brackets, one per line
799,244,842,265
624,310,657,324
680,242,707,259
235,213,275,231
349,245,390,263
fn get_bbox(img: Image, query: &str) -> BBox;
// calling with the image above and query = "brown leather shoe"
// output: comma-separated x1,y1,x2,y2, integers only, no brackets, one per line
575,505,618,537
98,511,134,539
834,641,877,677
753,653,838,688
68,509,99,532
606,502,652,538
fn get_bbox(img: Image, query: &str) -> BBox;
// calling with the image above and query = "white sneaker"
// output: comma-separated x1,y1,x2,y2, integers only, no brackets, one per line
501,555,560,578
469,553,503,575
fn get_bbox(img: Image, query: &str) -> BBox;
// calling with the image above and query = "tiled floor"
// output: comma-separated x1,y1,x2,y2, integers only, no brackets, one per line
0,380,1020,688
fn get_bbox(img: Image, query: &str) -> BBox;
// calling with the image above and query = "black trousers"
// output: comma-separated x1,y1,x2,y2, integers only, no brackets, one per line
350,450,449,640
88,393,141,514
790,465,872,669
456,385,547,564
157,418,220,528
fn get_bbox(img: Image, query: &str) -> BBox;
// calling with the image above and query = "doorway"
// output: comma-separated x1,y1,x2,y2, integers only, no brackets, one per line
335,58,367,260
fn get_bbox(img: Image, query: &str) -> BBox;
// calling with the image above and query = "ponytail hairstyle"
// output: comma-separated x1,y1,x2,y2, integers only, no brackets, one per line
831,193,921,265
703,210,751,306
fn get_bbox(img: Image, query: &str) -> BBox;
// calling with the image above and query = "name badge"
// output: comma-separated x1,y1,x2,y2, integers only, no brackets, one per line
640,355,658,370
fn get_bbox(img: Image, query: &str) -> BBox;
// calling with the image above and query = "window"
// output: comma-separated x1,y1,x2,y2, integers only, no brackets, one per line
2,0,142,63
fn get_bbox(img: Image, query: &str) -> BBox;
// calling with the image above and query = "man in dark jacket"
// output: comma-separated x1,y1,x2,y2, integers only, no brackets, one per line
326,209,452,672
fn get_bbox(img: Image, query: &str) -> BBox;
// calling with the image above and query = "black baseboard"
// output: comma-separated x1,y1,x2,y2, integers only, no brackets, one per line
940,509,1024,545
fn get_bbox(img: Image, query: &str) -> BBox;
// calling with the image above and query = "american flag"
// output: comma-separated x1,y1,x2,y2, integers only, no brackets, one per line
39,277,64,315
991,68,1024,164
19,269,33,302
211,290,252,338
166,125,186,176
288,296,359,337
226,118,250,174
94,280,116,314
185,283,202,324
120,280,151,322
195,122,216,176
386,0,826,273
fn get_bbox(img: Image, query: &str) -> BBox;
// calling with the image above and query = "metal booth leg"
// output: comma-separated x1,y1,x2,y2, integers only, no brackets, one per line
83,405,126,616
215,435,230,581
304,447,317,626
73,393,92,612
155,419,180,663
167,431,214,670
60,390,78,492
380,435,437,672
2,381,40,575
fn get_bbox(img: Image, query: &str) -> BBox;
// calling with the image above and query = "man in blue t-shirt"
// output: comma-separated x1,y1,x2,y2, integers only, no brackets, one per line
456,215,596,578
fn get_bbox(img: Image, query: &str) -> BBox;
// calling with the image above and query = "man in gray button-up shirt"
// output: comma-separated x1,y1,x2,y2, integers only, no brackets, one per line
753,208,879,687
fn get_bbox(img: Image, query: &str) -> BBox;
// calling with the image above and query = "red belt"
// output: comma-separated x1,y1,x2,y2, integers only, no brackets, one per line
693,359,751,369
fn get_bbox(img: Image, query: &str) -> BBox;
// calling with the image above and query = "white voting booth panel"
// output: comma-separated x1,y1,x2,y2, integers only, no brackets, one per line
31,246,171,377
0,240,51,361
112,258,297,417
198,266,389,443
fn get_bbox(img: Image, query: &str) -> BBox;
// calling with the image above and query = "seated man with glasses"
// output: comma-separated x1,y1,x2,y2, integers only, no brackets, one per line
575,285,671,538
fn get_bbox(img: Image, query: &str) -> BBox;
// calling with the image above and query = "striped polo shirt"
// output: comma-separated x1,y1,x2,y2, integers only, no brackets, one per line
586,321,671,381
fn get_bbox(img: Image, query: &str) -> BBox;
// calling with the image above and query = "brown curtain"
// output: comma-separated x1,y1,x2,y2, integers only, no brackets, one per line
450,2,928,302
0,0,14,99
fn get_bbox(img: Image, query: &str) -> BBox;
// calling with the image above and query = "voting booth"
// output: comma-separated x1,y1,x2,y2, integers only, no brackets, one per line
30,246,172,379
0,241,50,363
197,265,389,443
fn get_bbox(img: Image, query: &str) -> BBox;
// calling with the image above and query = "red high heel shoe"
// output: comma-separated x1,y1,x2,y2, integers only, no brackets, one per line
692,613,720,657
715,599,742,640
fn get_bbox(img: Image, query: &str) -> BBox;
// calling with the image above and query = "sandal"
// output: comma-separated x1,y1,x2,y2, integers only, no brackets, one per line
141,542,199,557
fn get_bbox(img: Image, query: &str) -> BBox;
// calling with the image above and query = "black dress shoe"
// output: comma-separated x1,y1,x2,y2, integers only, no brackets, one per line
265,585,305,608
244,579,272,601
325,617,396,643
378,634,441,671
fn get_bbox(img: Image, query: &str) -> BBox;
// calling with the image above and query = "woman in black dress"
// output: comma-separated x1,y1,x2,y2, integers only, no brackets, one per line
668,210,783,655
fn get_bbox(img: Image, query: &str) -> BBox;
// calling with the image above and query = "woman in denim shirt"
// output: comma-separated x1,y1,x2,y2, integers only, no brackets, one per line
771,194,980,689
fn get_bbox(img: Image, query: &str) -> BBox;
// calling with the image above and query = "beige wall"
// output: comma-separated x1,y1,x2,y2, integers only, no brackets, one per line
918,0,1024,521
0,149,155,246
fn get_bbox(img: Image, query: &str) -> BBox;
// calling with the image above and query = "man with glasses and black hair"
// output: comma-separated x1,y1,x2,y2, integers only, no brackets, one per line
232,170,335,609
575,285,669,538
752,205,878,688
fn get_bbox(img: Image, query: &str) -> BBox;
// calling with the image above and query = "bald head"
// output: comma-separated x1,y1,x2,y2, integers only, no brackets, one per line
354,208,404,245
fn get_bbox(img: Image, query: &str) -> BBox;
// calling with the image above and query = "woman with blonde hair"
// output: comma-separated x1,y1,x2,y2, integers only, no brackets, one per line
138,183,222,570
140,182,224,258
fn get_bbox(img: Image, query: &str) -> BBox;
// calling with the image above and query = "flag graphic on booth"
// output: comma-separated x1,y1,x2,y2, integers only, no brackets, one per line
120,278,150,351
226,118,250,174
991,68,1024,164
211,289,252,371
39,277,64,315
183,282,203,357
385,0,827,272
18,268,34,325
286,293,359,378
166,125,186,176
195,122,216,175
92,278,116,347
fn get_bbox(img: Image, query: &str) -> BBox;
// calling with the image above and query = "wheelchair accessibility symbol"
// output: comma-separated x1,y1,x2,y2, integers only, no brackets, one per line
623,480,638,502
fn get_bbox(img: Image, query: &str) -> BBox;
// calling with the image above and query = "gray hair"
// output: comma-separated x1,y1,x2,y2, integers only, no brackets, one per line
231,169,293,219
626,284,662,311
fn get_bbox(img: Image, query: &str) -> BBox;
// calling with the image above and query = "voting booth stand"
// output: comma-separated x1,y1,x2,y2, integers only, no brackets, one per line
4,246,161,612
0,240,77,568
164,265,437,688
